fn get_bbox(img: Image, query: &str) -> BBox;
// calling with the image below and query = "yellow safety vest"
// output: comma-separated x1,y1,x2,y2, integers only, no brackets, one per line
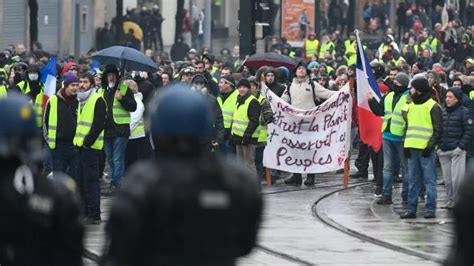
305,39,320,58
404,99,437,149
98,84,131,125
421,38,438,53
470,91,474,100
18,80,45,127
46,95,59,149
319,42,335,59
217,89,239,129
131,117,145,138
0,85,7,98
257,95,267,143
344,40,356,54
382,92,408,136
73,93,105,150
231,95,260,138
403,44,419,56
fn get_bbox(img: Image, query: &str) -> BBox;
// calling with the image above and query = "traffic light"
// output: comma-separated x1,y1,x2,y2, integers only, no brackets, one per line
239,0,256,59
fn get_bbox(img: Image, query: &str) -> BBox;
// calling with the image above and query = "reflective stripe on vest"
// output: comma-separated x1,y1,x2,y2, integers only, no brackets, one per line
257,95,267,143
470,91,474,100
217,89,239,129
47,96,58,149
305,39,319,58
98,84,131,125
131,117,145,138
231,95,260,138
382,91,408,136
0,85,7,98
404,99,437,149
73,93,105,150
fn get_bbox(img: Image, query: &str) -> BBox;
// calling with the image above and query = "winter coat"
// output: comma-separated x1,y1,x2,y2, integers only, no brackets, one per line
102,155,262,266
101,68,137,138
281,76,335,110
231,93,261,144
439,103,473,151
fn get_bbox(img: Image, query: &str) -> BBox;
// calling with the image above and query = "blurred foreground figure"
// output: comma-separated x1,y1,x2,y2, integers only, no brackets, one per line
444,163,474,266
0,95,83,266
102,85,262,266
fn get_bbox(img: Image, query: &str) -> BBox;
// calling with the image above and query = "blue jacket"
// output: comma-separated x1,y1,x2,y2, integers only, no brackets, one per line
440,103,473,151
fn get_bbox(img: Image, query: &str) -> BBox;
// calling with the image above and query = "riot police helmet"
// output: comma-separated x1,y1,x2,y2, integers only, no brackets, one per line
150,85,213,138
0,94,42,162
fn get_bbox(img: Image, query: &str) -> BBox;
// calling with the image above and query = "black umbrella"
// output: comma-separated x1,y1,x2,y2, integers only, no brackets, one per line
242,52,297,70
91,46,158,72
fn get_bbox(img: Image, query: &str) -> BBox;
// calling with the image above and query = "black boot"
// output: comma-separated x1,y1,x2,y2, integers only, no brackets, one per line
284,174,302,185
303,175,315,186
350,172,368,179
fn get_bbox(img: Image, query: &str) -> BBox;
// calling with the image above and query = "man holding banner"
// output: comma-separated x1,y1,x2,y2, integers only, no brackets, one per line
270,61,344,186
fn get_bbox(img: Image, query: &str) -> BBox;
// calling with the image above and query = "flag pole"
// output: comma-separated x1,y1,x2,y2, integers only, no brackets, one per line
344,78,355,188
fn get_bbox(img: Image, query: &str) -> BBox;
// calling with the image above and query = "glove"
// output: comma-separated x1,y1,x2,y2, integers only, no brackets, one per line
452,147,463,157
422,148,433,158
404,148,411,158
241,136,252,145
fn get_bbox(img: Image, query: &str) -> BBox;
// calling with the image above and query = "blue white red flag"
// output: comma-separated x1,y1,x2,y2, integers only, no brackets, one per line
355,30,383,152
40,56,57,97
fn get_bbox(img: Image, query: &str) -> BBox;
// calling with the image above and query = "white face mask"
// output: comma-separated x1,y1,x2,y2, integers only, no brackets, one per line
449,74,454,80
108,82,115,88
28,73,39,81
140,72,148,79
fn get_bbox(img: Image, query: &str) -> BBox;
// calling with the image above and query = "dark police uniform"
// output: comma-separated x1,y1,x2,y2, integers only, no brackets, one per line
102,155,262,266
0,160,83,266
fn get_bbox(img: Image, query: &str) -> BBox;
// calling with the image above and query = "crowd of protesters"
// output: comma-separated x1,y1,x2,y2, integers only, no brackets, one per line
0,1,473,226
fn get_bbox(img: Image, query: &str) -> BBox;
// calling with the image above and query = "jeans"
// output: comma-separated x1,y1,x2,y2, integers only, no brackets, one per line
407,149,437,213
382,139,408,198
104,137,128,187
77,148,101,219
51,143,78,180
219,138,236,157
255,146,265,180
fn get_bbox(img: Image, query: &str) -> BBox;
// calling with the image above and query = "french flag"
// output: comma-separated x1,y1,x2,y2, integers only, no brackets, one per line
40,56,57,108
355,30,383,152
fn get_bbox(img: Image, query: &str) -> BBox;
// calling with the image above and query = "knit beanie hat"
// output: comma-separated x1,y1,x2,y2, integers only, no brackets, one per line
446,87,463,101
63,72,78,88
221,75,235,87
394,72,410,88
237,78,251,89
411,77,431,94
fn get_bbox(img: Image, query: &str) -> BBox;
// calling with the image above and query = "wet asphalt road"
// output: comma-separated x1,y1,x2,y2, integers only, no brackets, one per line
83,172,453,265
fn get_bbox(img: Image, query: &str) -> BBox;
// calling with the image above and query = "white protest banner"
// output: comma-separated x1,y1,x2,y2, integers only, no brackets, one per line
263,84,352,173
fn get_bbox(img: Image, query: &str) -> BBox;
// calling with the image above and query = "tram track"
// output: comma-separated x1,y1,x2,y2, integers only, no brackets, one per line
83,178,450,265
82,179,356,264
312,182,445,264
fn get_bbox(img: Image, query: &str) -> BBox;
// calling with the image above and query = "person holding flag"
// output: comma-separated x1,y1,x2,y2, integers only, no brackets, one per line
368,72,411,204
354,30,384,196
